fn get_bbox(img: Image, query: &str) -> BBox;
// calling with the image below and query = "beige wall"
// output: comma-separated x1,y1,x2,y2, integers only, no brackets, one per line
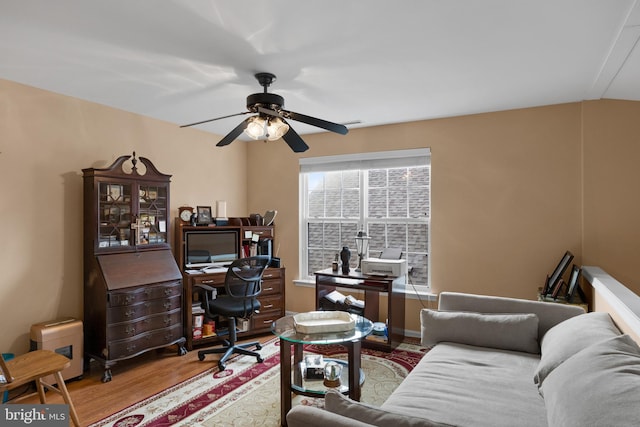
247,103,584,333
582,100,640,290
1,77,639,352
0,79,248,354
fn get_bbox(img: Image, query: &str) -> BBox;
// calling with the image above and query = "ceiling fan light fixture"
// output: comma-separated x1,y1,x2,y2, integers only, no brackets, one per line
244,116,289,141
266,116,289,140
245,116,266,139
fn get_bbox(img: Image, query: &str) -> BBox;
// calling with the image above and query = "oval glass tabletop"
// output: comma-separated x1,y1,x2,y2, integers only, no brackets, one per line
271,313,373,345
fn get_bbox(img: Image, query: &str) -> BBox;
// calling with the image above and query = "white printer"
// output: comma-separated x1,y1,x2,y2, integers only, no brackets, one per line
361,258,407,277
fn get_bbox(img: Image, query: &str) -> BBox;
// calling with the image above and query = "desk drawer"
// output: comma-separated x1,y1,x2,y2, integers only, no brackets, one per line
107,295,181,324
108,323,183,359
257,294,284,313
107,308,182,340
262,268,282,281
108,281,181,307
261,278,282,296
192,274,225,287
252,311,280,330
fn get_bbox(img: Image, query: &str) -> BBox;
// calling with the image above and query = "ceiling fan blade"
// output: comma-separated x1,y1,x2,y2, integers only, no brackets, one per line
281,122,309,153
180,111,249,128
216,117,253,147
283,110,349,135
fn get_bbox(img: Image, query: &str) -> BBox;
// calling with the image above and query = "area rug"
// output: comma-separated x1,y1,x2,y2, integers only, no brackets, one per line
89,338,427,427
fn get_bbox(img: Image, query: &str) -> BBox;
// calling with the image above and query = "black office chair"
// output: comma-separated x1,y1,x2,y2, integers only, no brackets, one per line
195,255,270,371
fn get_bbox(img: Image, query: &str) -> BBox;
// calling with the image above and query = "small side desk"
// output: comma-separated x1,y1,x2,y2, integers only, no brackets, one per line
314,268,405,351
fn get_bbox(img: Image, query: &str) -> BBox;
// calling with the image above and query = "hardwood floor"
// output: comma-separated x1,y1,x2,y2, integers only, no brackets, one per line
11,335,274,426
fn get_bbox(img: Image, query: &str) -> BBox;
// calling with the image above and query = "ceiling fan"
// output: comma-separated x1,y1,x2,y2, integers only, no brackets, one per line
180,72,348,152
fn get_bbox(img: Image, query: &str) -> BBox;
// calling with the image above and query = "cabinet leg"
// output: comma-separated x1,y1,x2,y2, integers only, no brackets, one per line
175,337,188,356
101,369,112,383
178,344,187,356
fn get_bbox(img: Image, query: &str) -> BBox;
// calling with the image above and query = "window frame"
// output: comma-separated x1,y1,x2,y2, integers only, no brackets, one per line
299,149,431,293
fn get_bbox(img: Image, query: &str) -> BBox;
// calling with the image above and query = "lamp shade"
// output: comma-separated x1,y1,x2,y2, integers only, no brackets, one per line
244,116,289,141
355,230,370,254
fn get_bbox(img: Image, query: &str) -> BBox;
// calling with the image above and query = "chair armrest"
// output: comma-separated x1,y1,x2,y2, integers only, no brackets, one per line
193,283,217,292
286,406,374,427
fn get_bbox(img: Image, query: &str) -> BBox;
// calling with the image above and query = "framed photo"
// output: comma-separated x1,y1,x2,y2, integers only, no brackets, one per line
106,184,123,202
565,265,582,302
544,251,574,296
196,206,212,225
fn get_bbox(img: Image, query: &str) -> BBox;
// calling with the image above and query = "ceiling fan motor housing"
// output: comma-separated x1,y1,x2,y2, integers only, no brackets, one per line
247,92,284,112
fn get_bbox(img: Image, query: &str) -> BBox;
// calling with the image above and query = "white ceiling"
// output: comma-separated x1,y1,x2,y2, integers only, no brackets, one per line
2,0,640,141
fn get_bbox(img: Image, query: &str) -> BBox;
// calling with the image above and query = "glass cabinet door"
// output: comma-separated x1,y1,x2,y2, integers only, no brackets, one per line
98,182,133,248
137,184,168,245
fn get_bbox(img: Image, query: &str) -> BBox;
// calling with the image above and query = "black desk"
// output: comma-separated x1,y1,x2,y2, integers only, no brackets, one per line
314,268,405,351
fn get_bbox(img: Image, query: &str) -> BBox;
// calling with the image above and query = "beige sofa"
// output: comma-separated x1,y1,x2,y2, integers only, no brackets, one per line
287,291,640,427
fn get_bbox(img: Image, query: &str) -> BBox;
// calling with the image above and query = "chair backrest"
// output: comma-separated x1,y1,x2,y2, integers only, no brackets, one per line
224,256,271,317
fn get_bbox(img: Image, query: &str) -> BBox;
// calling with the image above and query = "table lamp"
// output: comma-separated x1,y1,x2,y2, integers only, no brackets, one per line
355,229,370,272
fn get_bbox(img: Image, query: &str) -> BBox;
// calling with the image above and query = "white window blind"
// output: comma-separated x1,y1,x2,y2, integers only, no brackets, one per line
299,148,431,291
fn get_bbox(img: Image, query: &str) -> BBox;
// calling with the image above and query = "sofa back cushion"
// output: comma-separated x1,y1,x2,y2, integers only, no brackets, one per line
534,311,620,385
540,334,640,427
421,309,540,354
438,292,585,341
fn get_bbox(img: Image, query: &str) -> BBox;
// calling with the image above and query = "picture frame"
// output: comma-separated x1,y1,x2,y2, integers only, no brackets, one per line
106,184,123,202
196,206,213,225
565,265,582,303
544,251,574,296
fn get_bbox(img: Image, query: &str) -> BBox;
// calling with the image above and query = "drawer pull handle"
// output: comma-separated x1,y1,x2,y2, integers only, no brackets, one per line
263,304,274,309
263,274,274,278
262,319,274,324
125,295,135,304
125,310,135,318
202,280,215,284
164,301,171,309
126,344,137,352
126,326,135,335
264,287,273,292
164,289,172,296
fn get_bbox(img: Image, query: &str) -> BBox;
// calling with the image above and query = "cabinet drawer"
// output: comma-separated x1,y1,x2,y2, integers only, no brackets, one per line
257,294,284,313
108,323,183,360
252,311,281,330
261,278,282,296
107,308,181,340
107,295,181,324
108,281,181,307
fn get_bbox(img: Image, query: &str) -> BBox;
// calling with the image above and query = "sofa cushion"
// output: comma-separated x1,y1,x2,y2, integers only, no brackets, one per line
382,342,547,427
325,390,454,427
534,311,620,385
421,309,539,354
540,334,640,427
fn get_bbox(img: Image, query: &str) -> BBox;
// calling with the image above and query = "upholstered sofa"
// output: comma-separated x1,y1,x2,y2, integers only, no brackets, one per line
286,291,640,427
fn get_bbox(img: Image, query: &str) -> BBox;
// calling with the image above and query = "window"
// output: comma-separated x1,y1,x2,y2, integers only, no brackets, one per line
299,149,430,291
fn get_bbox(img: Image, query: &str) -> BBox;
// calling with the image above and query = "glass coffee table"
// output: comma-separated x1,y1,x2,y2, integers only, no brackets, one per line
272,313,373,426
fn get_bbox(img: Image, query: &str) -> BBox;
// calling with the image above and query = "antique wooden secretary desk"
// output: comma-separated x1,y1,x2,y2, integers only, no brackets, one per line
82,153,187,382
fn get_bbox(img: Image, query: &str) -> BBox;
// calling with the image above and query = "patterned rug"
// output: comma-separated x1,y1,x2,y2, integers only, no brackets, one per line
89,338,427,427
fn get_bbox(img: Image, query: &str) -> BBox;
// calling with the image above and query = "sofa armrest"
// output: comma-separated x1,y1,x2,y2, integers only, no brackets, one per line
438,292,585,341
286,406,374,427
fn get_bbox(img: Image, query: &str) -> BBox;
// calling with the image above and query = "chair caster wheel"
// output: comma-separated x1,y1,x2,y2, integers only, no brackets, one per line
257,356,264,363
198,353,205,361
256,343,262,350
218,362,226,371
